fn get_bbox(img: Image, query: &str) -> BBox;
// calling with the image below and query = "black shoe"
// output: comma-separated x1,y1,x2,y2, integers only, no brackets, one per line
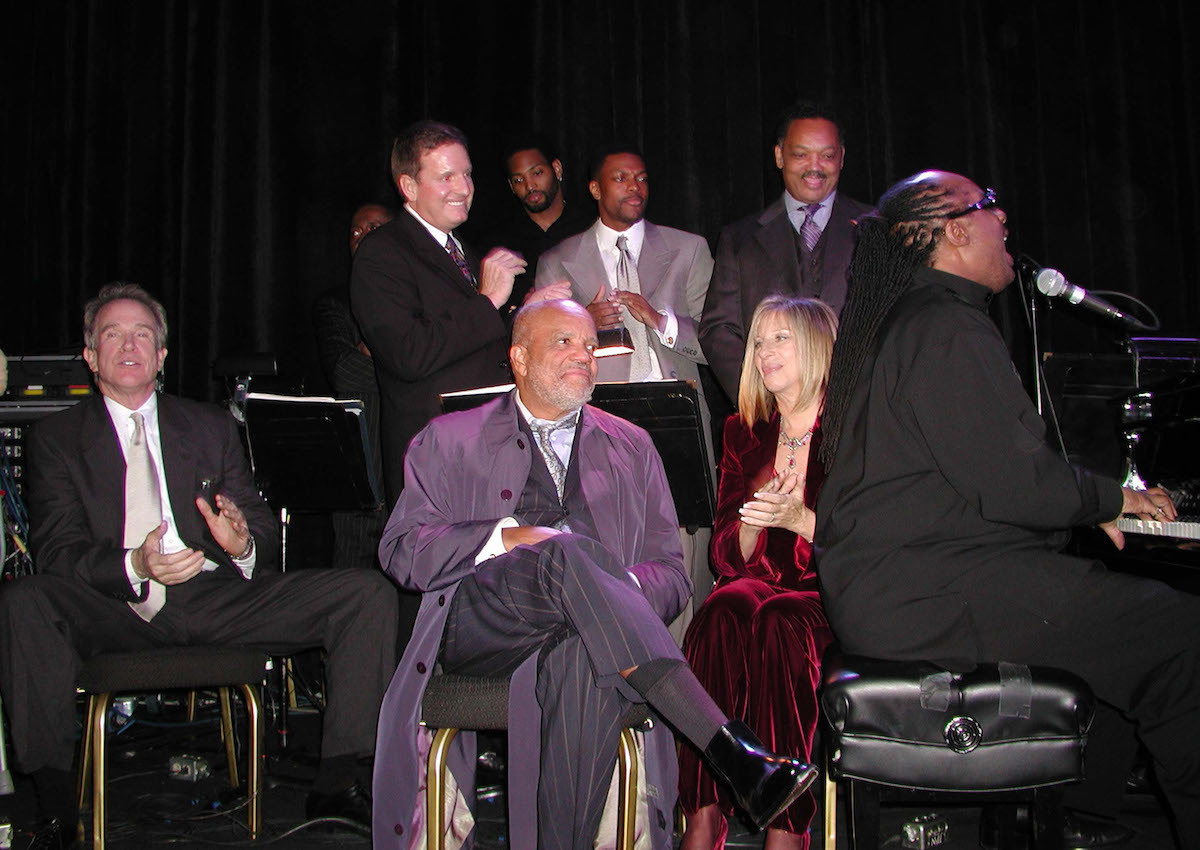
1062,811,1135,848
702,719,819,831
305,780,372,832
26,818,81,850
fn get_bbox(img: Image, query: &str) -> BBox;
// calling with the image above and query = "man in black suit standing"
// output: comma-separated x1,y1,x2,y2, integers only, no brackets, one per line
699,101,871,404
350,120,527,505
0,283,397,848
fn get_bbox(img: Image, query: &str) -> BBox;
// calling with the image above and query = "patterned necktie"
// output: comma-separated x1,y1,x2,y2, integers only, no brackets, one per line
799,203,822,254
444,235,477,288
124,412,166,621
615,234,653,381
530,416,575,501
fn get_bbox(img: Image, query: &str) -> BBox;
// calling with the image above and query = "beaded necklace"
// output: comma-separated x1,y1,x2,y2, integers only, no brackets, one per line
778,423,815,471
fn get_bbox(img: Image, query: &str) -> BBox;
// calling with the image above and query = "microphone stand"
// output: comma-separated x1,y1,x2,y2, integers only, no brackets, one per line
1023,263,1046,415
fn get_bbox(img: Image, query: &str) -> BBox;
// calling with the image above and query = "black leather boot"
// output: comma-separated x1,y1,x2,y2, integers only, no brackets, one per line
703,719,819,831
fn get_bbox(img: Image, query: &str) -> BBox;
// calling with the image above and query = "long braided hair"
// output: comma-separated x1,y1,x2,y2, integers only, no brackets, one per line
818,172,965,467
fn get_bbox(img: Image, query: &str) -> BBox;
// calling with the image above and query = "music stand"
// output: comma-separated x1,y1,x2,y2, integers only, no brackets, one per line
241,393,381,748
441,380,715,528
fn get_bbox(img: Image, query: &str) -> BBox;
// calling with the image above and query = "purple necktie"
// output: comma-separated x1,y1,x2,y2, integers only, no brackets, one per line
800,204,822,254
445,236,477,288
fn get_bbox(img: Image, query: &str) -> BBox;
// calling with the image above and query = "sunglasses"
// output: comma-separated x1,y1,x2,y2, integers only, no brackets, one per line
945,187,998,219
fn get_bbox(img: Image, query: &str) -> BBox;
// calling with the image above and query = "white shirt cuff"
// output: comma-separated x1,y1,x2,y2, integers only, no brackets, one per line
232,548,256,580
653,309,678,348
476,517,520,564
124,549,146,594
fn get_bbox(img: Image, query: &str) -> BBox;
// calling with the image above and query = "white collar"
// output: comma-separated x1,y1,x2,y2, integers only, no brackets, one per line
405,203,454,247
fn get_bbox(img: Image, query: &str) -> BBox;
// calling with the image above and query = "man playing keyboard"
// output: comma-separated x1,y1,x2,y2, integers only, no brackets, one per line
815,171,1200,848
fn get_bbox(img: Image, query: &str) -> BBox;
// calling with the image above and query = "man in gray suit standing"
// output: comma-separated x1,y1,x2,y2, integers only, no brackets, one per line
699,101,871,404
371,300,819,850
533,147,715,640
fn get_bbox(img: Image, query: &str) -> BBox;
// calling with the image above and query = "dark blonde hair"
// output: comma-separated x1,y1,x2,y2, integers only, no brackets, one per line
737,295,838,427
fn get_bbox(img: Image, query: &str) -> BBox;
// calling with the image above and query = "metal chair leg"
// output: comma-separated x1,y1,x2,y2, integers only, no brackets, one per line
824,770,839,850
238,683,264,839
426,728,458,850
218,687,240,789
90,692,112,850
76,695,97,814
616,728,639,850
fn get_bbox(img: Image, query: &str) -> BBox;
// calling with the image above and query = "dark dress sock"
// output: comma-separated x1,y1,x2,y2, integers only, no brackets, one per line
625,658,728,748
312,753,358,794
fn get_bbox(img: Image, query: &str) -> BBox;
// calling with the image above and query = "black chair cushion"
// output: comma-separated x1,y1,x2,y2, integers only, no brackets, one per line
421,673,653,733
822,654,1095,793
76,647,270,694
421,674,511,731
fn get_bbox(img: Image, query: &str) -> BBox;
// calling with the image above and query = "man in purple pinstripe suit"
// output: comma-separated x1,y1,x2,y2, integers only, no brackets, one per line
372,299,818,849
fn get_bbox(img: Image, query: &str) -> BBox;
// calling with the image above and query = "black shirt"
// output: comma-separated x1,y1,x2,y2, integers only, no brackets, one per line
814,266,1123,665
476,204,594,316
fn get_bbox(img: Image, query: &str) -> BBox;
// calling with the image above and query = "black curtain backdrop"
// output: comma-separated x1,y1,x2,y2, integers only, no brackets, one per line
4,0,1197,402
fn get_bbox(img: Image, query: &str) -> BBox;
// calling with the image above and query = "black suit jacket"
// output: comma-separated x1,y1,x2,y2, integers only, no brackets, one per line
27,394,279,602
699,192,872,402
312,287,385,492
350,210,510,502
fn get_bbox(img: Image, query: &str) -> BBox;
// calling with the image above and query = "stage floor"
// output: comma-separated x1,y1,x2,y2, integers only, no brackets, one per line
0,693,1180,849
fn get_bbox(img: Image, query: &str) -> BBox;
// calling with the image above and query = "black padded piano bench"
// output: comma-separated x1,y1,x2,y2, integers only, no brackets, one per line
820,653,1095,850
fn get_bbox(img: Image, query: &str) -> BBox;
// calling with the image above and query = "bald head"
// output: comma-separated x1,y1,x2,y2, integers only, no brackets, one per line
511,299,592,346
510,300,599,421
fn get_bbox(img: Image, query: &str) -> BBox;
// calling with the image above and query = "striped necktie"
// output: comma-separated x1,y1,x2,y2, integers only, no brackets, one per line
445,235,477,288
799,204,823,253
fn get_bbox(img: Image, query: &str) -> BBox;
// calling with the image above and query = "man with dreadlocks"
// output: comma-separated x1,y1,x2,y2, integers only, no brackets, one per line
814,171,1200,848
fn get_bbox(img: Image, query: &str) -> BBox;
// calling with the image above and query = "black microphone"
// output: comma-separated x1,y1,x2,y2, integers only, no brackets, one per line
1034,268,1149,331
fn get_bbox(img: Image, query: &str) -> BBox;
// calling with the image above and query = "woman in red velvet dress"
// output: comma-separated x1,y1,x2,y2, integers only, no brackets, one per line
679,295,838,850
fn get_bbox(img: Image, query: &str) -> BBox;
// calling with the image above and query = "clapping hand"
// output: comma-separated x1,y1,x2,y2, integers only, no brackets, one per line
739,473,815,541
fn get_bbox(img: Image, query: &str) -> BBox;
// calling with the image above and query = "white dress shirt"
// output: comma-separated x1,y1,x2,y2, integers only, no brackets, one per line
405,203,466,255
105,394,256,593
592,220,680,375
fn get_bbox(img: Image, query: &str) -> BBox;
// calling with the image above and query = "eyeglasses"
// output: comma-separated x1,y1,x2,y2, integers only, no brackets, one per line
945,187,998,219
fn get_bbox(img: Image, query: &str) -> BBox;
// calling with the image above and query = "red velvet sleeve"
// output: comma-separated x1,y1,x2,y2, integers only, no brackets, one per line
709,415,819,590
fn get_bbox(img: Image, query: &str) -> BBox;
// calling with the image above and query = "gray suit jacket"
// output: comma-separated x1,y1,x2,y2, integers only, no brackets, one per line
533,219,711,383
534,219,716,466
699,192,871,403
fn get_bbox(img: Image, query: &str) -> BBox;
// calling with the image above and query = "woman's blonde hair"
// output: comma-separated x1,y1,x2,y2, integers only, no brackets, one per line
737,295,838,427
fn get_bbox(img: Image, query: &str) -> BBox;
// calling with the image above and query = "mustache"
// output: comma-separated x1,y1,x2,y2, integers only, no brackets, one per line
803,170,827,179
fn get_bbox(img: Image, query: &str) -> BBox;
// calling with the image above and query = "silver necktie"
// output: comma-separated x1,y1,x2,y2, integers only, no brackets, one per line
125,412,166,621
615,234,653,381
531,420,570,500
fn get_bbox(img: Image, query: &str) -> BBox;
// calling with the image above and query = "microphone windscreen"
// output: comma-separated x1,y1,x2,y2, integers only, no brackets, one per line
1035,268,1067,297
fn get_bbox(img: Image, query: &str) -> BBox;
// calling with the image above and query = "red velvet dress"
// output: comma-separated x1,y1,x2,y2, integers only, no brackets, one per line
678,413,832,842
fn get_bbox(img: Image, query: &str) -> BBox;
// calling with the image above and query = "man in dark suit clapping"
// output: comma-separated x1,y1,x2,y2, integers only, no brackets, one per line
0,283,397,848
